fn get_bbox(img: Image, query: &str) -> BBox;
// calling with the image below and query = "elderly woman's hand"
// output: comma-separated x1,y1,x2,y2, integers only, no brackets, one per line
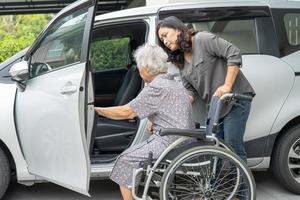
146,121,153,133
189,95,195,103
95,105,137,120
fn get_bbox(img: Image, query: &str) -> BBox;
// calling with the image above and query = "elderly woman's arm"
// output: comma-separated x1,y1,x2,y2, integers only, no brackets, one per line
95,104,137,120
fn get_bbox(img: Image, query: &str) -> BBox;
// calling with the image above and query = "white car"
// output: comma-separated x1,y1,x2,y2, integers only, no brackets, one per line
0,0,300,198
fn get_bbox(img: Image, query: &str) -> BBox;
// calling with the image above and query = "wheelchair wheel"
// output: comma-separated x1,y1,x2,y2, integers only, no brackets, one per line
160,146,256,200
218,138,234,152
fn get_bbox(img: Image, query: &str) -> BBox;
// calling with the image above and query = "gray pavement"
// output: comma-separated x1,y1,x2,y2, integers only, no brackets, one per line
255,171,300,200
3,171,300,200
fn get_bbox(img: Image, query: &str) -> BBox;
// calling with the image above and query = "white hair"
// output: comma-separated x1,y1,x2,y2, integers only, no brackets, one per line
133,43,168,76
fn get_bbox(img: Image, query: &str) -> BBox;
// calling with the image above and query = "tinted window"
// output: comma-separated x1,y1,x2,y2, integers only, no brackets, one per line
284,13,300,46
90,37,130,71
159,7,278,55
272,9,300,57
30,7,88,78
190,19,258,54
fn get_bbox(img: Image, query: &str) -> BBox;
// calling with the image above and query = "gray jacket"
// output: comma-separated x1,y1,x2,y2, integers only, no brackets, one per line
180,32,255,117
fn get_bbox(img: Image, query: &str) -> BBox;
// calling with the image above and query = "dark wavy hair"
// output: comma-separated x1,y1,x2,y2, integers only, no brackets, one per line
156,16,197,68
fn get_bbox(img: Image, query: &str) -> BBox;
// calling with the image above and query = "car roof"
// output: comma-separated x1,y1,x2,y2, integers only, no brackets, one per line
95,0,300,22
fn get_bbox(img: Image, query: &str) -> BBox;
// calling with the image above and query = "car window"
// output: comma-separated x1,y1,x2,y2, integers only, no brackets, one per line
190,19,258,54
29,7,89,78
90,37,130,71
284,13,300,46
272,9,300,57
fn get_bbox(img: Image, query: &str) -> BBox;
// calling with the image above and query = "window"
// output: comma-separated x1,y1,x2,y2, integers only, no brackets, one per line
30,7,88,77
189,19,258,54
159,7,270,54
272,9,300,57
47,40,64,58
90,37,130,71
284,13,300,46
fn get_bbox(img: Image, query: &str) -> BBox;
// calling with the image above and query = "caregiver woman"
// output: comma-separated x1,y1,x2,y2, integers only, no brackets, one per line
157,16,255,162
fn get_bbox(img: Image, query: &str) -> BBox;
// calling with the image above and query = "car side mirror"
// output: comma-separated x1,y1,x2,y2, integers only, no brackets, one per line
9,61,29,91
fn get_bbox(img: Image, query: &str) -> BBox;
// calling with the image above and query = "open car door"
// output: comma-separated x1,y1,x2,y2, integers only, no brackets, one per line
14,0,96,196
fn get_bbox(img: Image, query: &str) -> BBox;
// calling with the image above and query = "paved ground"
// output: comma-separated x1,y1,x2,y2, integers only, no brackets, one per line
3,171,300,200
254,171,300,200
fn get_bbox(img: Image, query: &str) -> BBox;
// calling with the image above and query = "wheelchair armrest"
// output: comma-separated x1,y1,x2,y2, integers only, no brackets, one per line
160,128,206,140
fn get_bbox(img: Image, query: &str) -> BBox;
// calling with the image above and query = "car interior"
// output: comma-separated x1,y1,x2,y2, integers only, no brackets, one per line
89,21,148,163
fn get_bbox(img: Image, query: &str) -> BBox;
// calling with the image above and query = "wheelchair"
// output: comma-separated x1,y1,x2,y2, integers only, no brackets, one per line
131,93,256,200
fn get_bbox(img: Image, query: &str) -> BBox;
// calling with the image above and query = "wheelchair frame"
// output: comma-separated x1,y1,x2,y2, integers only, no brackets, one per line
131,93,255,200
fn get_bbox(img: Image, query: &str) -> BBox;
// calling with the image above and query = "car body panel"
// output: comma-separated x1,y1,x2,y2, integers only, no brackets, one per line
241,55,295,140
282,51,300,73
158,1,269,14
8,0,97,195
86,70,95,153
0,83,35,182
271,76,300,134
15,63,90,195
95,1,270,22
240,55,295,166
263,0,300,9
269,52,300,133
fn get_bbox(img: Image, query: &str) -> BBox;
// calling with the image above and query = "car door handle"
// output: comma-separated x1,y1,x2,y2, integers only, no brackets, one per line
60,84,77,94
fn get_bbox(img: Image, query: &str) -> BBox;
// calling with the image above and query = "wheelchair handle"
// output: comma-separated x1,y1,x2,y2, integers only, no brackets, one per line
220,93,253,102
212,93,253,130
232,93,253,101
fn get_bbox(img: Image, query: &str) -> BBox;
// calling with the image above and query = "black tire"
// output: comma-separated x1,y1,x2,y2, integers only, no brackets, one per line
272,125,300,194
160,145,256,200
0,147,10,199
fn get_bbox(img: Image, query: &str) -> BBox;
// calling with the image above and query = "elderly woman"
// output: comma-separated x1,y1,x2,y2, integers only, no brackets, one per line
95,43,194,200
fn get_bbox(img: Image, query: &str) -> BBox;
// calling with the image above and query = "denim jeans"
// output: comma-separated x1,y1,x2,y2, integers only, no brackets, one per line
217,98,252,199
217,98,252,163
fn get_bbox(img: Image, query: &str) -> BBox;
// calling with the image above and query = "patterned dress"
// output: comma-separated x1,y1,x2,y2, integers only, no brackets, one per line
109,73,194,188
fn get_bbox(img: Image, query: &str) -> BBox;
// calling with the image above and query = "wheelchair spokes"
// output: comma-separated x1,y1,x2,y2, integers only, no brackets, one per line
160,146,255,200
165,153,240,199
